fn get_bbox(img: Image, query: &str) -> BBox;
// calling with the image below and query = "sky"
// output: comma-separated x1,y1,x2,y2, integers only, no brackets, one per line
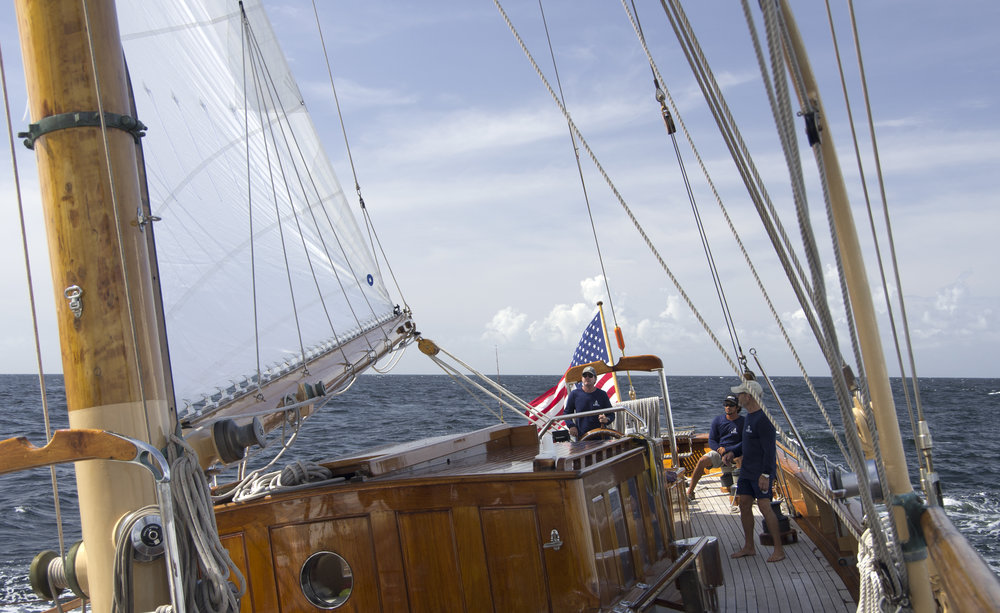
1,1,998,381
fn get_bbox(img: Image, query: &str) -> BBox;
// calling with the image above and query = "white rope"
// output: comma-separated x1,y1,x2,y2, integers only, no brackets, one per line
225,460,343,503
492,0,741,380
169,435,245,613
856,527,898,613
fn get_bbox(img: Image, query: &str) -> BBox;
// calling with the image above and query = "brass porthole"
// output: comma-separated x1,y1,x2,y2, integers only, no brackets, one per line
299,551,353,609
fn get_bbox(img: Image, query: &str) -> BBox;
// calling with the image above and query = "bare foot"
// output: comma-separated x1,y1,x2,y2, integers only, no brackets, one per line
730,548,755,559
767,551,786,562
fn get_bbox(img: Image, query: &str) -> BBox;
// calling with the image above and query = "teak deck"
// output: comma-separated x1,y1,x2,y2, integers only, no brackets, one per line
687,473,855,613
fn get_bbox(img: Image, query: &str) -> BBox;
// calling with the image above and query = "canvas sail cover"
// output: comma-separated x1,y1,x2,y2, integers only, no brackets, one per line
114,1,406,421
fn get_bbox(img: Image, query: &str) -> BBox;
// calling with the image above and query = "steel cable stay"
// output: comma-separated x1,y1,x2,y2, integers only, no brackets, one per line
501,0,881,567
629,0,858,468
533,0,643,400
0,39,72,595
308,0,411,320
241,10,387,361
507,0,841,504
821,0,934,500
629,0,747,371
651,0,914,592
608,0,916,584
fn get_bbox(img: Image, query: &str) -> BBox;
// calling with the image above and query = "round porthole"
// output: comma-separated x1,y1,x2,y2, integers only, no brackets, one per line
300,551,353,609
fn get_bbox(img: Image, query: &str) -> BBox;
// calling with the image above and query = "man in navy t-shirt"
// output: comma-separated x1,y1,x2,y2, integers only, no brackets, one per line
565,365,613,439
686,394,744,500
724,378,786,563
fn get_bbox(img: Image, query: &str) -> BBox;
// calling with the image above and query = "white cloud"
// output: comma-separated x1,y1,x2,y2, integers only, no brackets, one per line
482,307,527,343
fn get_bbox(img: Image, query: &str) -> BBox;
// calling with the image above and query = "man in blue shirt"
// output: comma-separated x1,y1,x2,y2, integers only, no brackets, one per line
686,394,744,501
724,378,785,562
565,365,613,439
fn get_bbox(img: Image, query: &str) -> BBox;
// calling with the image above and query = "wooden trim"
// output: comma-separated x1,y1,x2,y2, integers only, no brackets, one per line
922,506,1000,610
565,355,664,384
0,429,139,475
776,446,860,601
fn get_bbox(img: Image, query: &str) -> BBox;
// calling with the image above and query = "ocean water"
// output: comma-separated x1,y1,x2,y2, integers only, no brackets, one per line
0,373,997,610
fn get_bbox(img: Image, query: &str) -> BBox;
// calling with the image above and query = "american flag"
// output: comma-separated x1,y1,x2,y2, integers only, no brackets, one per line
528,312,619,423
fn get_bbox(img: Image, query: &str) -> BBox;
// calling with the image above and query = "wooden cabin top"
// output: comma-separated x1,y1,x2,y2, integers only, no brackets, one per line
314,423,656,482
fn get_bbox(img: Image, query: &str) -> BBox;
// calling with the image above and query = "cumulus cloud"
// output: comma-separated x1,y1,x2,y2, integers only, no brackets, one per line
482,306,527,343
580,276,608,306
527,303,596,345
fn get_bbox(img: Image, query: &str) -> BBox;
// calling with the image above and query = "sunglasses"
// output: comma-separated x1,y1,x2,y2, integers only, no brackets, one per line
724,402,737,407
582,373,595,378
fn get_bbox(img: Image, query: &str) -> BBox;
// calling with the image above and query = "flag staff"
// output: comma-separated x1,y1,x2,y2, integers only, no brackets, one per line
598,301,633,400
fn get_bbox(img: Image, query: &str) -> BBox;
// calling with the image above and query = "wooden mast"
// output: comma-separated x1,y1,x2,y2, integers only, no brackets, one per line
776,1,934,610
14,0,175,610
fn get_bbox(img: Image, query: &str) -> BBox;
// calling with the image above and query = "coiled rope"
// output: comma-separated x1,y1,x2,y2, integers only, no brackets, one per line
169,435,245,613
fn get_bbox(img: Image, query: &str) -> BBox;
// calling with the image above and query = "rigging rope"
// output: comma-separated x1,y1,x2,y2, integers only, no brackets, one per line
309,0,411,315
628,0,747,368
240,5,395,374
0,43,71,562
168,435,245,613
624,0,907,583
823,0,930,485
625,0,855,465
754,0,906,584
492,0,741,380
535,0,621,356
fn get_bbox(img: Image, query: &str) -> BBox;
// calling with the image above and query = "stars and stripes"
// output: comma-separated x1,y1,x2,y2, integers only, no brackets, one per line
528,312,618,424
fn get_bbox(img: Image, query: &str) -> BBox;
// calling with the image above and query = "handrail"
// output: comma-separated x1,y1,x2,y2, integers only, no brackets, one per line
621,536,710,611
536,405,646,438
921,506,1000,611
0,429,185,613
564,354,664,384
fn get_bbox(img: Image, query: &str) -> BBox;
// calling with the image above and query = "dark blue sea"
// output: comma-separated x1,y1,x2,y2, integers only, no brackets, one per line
1,373,997,610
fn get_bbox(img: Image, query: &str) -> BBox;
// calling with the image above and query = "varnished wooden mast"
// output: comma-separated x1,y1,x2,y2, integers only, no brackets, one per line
14,0,175,610
777,1,934,610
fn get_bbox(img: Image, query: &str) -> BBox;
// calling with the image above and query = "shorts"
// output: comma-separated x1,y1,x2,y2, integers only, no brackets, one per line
735,476,774,500
704,450,735,473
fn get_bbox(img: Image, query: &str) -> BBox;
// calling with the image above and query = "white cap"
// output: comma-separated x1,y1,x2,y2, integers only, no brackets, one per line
730,379,763,397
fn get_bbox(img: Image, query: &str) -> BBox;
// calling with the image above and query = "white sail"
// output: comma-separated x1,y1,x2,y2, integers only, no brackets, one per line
114,1,402,417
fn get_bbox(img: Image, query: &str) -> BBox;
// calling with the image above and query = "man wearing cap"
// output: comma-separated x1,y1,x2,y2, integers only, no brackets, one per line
686,394,744,501
723,378,785,563
565,365,614,439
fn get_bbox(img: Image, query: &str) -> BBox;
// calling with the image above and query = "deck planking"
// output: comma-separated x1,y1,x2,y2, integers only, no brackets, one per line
687,473,855,613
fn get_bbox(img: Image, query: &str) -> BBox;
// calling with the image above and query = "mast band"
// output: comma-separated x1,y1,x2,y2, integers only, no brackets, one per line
892,492,929,562
19,111,147,150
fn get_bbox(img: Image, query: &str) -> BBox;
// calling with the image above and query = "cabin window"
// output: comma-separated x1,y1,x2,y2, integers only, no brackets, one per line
625,477,652,567
300,551,353,609
642,473,666,557
608,486,636,585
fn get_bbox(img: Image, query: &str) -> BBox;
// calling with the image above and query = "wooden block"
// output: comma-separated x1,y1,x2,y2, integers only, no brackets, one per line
759,529,798,546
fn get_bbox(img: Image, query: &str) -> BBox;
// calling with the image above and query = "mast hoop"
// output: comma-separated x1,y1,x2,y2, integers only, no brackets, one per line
18,111,147,150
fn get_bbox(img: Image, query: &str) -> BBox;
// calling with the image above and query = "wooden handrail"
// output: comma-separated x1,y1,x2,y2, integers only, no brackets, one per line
0,429,141,476
565,355,664,384
622,536,710,611
921,506,1000,610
